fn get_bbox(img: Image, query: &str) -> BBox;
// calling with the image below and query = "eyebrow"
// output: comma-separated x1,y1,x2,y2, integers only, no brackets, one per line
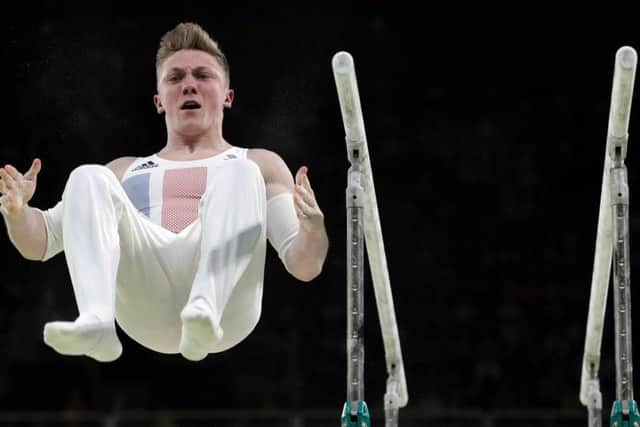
166,65,216,75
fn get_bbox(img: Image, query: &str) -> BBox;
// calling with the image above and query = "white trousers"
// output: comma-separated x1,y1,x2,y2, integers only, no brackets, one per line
59,159,267,354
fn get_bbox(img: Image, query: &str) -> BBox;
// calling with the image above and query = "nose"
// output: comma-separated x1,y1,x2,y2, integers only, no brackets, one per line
181,74,198,95
182,84,197,95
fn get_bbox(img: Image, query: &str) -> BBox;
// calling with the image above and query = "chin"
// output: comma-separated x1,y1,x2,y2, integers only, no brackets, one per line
175,122,209,136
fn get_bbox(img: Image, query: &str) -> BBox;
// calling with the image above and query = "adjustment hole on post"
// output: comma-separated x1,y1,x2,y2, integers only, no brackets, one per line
353,195,357,199
619,193,622,197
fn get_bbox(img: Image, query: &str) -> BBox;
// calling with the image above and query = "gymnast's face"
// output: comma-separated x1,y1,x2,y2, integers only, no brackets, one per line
154,49,233,137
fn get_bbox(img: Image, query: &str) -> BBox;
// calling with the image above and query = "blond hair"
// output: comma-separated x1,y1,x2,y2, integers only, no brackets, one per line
155,22,230,86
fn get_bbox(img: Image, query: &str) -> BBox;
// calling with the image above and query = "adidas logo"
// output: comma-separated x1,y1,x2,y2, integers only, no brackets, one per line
131,160,159,172
224,153,237,160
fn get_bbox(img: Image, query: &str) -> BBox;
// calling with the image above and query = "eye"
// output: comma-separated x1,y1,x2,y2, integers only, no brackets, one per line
196,72,212,80
166,74,182,83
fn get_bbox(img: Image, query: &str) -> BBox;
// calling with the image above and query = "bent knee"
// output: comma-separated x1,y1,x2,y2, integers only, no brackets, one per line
67,164,118,186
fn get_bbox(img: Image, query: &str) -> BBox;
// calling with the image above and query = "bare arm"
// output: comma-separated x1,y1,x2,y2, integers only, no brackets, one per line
0,159,47,260
1,157,135,261
285,165,329,281
248,149,329,282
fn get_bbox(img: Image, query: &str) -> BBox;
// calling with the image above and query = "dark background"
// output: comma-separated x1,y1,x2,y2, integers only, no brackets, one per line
1,11,639,417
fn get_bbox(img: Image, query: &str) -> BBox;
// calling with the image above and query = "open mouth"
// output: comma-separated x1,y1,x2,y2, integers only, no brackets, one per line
180,100,202,110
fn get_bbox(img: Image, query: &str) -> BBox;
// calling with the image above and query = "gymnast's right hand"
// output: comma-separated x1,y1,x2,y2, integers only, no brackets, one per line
0,159,41,217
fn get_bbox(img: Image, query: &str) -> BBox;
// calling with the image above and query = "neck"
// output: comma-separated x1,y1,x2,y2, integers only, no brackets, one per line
159,128,232,160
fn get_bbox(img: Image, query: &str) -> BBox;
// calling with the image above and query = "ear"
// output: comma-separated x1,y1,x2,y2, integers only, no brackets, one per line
223,89,234,109
153,94,164,114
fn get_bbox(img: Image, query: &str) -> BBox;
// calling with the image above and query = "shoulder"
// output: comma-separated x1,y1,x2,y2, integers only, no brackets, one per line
246,148,284,168
247,148,289,179
247,148,294,195
105,156,137,181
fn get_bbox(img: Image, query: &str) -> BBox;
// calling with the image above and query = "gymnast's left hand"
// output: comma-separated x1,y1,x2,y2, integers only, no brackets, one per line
294,166,324,232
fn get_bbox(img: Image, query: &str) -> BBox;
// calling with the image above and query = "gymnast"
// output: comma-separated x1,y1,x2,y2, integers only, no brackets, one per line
0,22,329,362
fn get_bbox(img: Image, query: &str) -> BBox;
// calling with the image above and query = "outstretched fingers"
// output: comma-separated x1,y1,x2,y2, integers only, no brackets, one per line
293,166,324,232
294,192,313,217
4,165,22,181
296,166,315,192
0,160,39,216
24,159,41,180
297,182,316,206
0,168,15,192
295,165,307,187
0,168,17,215
294,167,317,212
